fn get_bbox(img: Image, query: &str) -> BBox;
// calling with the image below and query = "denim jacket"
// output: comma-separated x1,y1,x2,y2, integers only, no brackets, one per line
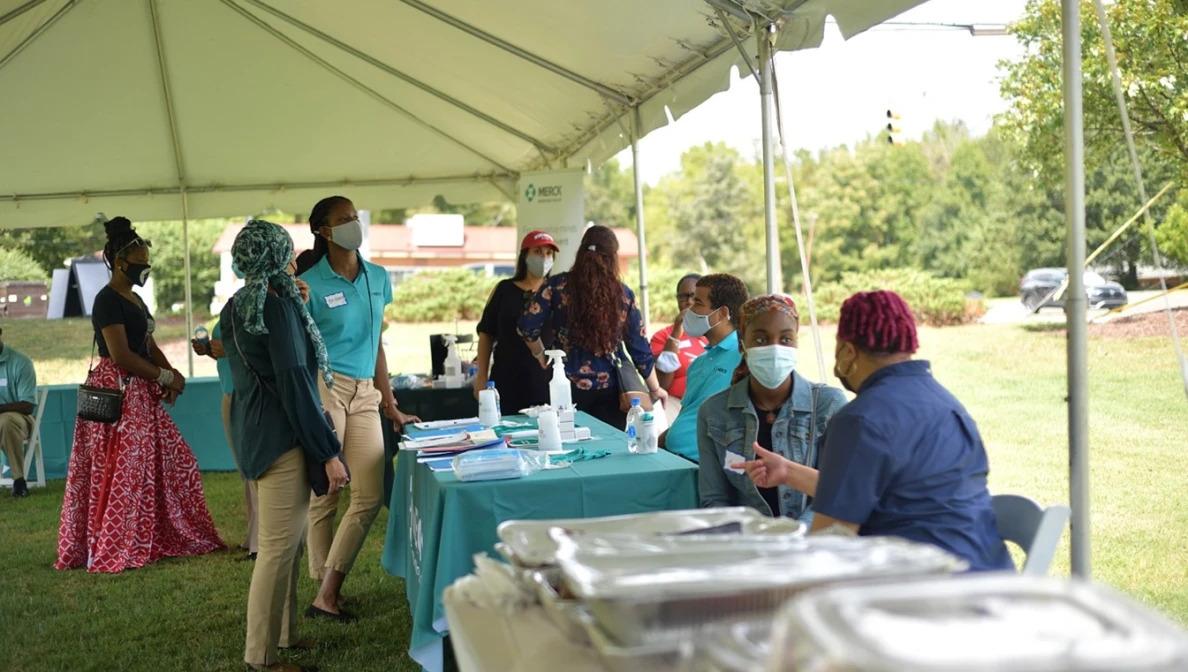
696,372,847,525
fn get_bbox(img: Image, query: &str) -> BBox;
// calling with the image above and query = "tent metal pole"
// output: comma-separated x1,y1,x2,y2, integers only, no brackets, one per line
0,0,47,28
630,106,650,333
397,0,634,106
182,189,194,377
758,25,781,293
242,0,556,155
1061,0,1090,579
0,0,78,74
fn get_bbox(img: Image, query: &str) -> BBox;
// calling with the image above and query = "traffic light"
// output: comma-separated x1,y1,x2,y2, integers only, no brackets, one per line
885,109,903,145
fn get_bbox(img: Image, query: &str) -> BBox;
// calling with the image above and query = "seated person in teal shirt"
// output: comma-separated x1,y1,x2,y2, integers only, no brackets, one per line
659,273,748,462
699,295,846,524
0,326,38,498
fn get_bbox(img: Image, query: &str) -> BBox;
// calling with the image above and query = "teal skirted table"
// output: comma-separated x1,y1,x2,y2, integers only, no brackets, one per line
36,379,235,480
381,411,698,672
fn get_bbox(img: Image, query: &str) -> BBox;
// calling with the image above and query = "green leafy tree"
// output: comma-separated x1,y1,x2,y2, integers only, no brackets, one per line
999,0,1188,178
585,158,635,230
134,219,225,313
0,224,105,274
0,247,49,281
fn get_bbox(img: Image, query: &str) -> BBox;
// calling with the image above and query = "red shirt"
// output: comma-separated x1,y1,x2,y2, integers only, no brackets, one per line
650,325,707,399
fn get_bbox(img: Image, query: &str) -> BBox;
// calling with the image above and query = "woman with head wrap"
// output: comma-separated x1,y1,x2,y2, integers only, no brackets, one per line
220,220,348,671
56,216,224,574
698,294,846,526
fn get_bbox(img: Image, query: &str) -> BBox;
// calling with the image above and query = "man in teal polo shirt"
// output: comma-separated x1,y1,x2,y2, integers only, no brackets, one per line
0,327,38,498
660,274,749,462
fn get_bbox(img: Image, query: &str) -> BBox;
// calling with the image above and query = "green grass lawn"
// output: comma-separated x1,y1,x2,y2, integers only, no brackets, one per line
1,317,1185,671
0,476,419,672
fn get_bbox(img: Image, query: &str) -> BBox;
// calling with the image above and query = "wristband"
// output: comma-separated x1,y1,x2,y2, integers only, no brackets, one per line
156,368,175,387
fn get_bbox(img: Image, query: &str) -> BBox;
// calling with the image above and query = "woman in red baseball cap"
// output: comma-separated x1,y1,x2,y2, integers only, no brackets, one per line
474,230,559,411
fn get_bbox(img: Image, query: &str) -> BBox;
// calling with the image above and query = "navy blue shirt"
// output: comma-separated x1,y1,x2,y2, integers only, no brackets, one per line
813,360,1013,572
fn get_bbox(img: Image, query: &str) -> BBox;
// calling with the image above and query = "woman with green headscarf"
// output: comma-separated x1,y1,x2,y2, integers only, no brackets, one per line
221,219,348,672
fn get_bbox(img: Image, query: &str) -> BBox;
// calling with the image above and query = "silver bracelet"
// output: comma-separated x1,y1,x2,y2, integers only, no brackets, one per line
156,368,174,387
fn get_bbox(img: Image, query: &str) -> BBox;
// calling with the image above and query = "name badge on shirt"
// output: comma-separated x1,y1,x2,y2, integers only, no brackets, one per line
724,451,746,473
325,292,347,308
0,377,7,387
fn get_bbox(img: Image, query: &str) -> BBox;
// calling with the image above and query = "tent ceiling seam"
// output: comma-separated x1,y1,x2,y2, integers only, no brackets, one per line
147,0,187,186
0,0,48,28
0,0,78,74
243,0,556,155
397,0,636,107
218,0,515,175
549,31,743,168
2,172,517,203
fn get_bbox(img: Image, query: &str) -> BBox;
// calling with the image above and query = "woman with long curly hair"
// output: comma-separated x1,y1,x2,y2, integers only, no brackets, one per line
518,225,666,428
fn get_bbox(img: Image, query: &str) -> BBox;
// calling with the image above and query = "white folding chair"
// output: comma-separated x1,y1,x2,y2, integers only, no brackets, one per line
0,386,47,489
991,493,1070,576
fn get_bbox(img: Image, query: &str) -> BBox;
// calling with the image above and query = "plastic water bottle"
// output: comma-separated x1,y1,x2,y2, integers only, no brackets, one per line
478,381,502,427
625,398,644,454
637,412,658,454
537,408,562,452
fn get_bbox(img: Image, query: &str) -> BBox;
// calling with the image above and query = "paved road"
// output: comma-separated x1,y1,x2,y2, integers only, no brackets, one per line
980,290,1188,326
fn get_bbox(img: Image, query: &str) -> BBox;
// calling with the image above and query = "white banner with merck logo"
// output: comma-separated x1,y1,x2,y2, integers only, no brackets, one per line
516,169,586,273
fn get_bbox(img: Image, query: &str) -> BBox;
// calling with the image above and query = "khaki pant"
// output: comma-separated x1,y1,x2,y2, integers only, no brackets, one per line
222,395,259,553
307,372,384,582
0,411,32,481
245,448,309,667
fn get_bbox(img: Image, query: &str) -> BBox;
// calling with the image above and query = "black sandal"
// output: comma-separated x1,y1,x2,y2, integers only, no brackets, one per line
304,604,356,623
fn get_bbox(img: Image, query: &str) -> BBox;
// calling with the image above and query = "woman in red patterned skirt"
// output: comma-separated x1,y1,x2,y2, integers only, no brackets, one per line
56,216,224,573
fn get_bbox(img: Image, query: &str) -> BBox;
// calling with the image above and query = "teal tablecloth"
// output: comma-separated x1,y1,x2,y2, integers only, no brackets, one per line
35,379,235,480
380,412,699,672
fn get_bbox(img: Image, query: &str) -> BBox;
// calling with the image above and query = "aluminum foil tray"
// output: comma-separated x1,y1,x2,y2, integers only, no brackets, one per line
496,507,803,568
555,532,965,648
770,575,1188,672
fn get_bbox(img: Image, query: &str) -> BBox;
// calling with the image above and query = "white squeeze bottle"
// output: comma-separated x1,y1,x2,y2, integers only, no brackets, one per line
478,381,502,427
638,412,658,454
544,350,572,409
442,334,463,387
625,398,644,453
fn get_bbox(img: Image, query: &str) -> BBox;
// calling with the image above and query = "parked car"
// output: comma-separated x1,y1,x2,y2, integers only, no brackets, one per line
1019,268,1128,311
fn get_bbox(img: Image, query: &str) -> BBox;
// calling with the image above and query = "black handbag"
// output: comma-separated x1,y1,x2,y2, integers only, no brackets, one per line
611,341,652,412
227,299,348,496
77,336,127,424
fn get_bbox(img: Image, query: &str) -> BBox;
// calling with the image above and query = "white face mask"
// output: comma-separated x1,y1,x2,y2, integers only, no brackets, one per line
683,306,721,337
746,345,798,389
329,219,363,251
526,255,553,278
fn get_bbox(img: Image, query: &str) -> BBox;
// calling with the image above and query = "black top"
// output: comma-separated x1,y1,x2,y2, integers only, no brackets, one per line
91,285,153,358
220,295,341,480
477,278,550,413
755,410,782,517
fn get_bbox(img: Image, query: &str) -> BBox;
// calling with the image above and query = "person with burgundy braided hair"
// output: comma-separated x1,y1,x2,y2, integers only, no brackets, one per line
745,290,1013,571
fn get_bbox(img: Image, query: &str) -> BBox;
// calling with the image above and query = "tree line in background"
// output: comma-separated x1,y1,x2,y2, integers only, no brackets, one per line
2,0,1184,323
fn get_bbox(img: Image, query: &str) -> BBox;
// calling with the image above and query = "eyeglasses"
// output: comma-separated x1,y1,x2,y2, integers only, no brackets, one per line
115,237,152,256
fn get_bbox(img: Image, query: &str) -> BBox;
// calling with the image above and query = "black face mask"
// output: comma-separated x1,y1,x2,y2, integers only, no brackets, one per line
122,262,152,287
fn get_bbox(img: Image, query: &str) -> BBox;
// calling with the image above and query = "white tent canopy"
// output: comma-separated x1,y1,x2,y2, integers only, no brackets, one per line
0,0,924,228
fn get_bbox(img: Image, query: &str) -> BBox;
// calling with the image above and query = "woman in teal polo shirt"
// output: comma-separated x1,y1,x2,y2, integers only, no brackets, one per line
297,195,419,620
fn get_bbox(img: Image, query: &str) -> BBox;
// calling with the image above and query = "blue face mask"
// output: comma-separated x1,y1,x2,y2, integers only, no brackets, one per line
746,345,798,389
